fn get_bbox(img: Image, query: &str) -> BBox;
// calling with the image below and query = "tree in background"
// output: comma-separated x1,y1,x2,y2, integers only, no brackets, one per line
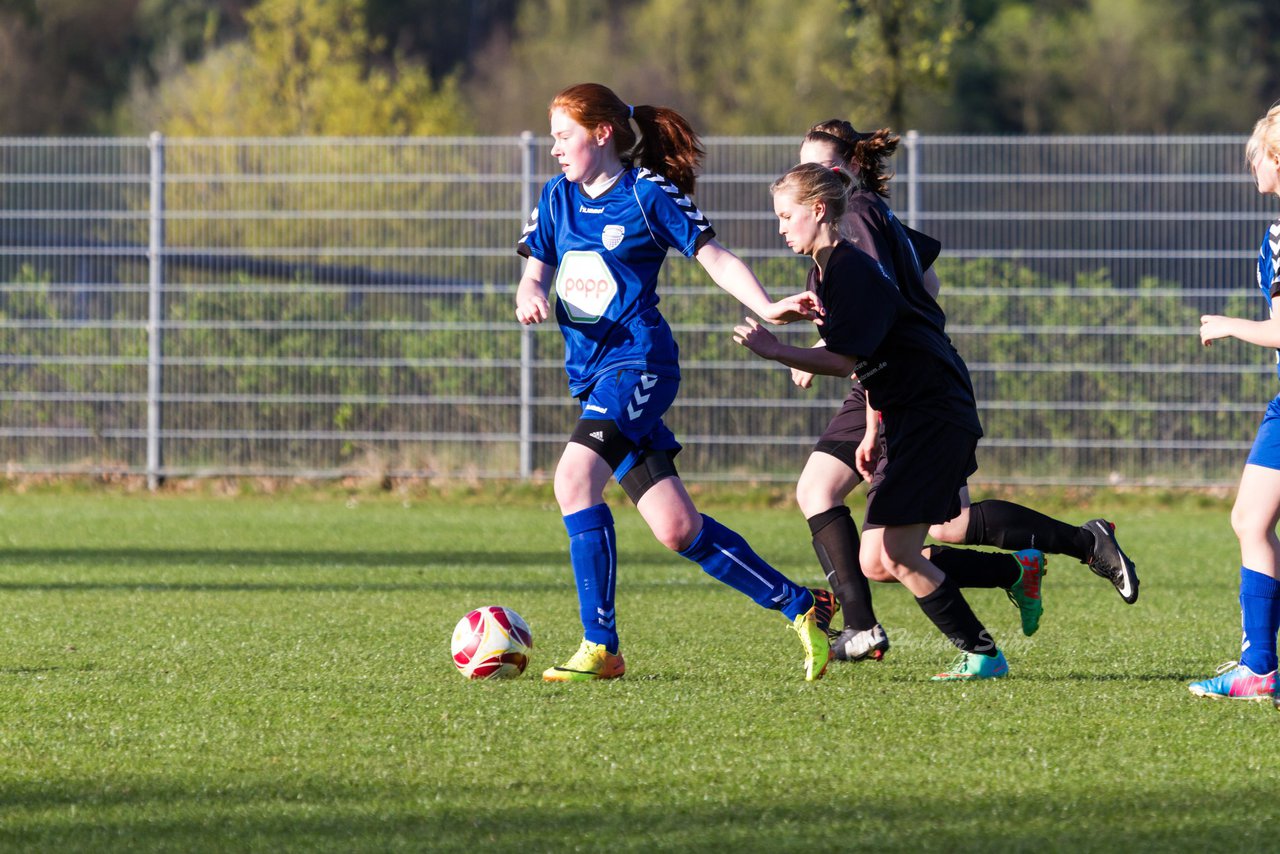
945,0,1280,133
363,0,518,82
3,0,1280,136
830,0,969,130
463,0,855,135
0,0,148,133
0,0,252,134
125,0,467,135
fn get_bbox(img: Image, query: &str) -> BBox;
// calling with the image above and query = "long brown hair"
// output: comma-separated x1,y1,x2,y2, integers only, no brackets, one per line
804,119,899,198
551,83,704,195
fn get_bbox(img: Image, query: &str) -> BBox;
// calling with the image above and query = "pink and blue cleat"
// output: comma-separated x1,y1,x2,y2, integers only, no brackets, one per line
1188,661,1277,702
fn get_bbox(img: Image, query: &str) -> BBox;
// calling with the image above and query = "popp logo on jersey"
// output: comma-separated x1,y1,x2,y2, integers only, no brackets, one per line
555,250,618,324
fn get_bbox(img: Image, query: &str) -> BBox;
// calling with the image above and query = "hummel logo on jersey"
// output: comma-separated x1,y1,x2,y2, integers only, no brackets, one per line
637,168,710,232
602,224,625,250
1269,220,1280,296
585,403,608,415
519,207,538,242
579,204,604,214
589,430,605,442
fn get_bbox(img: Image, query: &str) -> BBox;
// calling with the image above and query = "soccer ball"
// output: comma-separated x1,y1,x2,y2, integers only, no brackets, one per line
450,606,533,680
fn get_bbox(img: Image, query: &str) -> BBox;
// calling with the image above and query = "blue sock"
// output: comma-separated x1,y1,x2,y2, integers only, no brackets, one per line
678,514,813,620
1239,567,1280,674
564,504,618,653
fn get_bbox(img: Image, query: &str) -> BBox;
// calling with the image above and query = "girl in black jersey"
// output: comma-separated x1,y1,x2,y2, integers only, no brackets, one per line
736,163,1008,680
792,121,1138,665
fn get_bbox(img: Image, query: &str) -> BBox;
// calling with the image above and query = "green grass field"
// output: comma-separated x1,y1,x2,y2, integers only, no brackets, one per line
1,485,1279,852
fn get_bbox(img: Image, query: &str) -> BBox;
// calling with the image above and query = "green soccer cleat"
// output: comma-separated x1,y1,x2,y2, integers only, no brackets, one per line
542,639,626,682
792,598,833,682
1007,549,1046,636
931,649,1010,681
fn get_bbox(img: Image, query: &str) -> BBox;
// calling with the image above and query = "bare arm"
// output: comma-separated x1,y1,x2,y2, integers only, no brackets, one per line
1200,313,1280,349
790,339,827,388
695,238,822,324
515,256,553,325
732,318,858,377
854,394,880,480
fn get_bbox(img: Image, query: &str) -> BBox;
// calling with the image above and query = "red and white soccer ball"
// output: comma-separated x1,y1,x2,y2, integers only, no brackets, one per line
450,606,533,680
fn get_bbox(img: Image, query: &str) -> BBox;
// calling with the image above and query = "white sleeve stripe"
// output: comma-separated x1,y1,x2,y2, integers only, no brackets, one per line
1270,222,1280,294
639,168,710,231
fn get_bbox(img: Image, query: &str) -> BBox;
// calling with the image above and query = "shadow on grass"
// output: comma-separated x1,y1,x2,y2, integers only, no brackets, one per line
0,547,700,594
0,776,1272,853
0,547,579,569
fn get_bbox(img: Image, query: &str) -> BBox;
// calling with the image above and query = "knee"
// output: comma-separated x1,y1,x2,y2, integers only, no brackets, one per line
878,541,918,577
1230,504,1273,545
929,516,966,544
552,469,582,512
859,550,895,583
795,474,838,519
650,514,700,552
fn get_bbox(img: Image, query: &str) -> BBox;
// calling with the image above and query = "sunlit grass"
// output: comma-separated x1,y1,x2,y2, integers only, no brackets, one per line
0,487,1277,852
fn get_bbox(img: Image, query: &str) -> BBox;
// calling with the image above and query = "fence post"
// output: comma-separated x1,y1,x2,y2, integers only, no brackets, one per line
146,132,165,490
904,129,920,229
518,131,536,479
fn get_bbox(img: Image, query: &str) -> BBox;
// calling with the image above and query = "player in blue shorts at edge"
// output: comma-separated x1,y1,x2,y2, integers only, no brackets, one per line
791,121,1139,664
1192,104,1280,703
515,83,836,682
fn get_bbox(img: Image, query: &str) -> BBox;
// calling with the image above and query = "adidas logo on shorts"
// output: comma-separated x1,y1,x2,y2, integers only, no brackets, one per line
589,431,605,442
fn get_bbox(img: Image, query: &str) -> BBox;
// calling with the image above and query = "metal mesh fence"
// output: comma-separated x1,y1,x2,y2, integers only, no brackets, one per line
0,133,1272,487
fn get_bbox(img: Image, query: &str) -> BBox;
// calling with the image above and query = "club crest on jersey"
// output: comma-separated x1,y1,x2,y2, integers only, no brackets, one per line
602,224,625,251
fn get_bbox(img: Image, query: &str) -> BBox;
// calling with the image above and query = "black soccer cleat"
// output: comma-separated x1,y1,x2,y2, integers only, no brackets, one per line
1083,518,1139,604
832,624,890,662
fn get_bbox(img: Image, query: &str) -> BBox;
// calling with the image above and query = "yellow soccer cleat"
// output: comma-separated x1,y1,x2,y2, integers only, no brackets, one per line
542,639,626,682
792,601,833,681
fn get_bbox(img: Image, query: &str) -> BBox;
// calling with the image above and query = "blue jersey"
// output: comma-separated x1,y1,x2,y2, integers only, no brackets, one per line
1257,219,1280,382
517,167,714,395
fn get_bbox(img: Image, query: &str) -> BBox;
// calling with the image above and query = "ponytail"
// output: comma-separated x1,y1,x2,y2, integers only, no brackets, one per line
630,105,704,195
551,83,705,195
805,120,900,198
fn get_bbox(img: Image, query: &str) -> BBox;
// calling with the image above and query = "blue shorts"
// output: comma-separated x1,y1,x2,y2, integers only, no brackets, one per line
1246,395,1280,471
577,370,682,481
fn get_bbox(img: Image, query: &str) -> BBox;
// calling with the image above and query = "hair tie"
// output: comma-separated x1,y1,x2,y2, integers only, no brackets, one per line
627,104,635,119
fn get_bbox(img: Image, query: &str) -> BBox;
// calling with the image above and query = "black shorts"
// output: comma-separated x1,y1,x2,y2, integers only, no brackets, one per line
864,409,979,527
813,381,882,492
816,383,869,446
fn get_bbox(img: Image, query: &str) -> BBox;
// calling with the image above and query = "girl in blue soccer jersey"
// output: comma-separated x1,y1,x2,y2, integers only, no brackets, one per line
1192,104,1280,703
515,82,835,682
792,121,1137,665
735,162,1011,680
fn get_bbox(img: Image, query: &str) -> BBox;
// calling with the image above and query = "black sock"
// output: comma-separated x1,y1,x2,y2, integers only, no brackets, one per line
927,546,1020,589
807,506,877,631
916,580,997,656
966,499,1091,562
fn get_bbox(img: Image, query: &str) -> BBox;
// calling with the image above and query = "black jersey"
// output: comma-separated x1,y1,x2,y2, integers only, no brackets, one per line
836,191,945,401
809,242,981,436
843,190,943,324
